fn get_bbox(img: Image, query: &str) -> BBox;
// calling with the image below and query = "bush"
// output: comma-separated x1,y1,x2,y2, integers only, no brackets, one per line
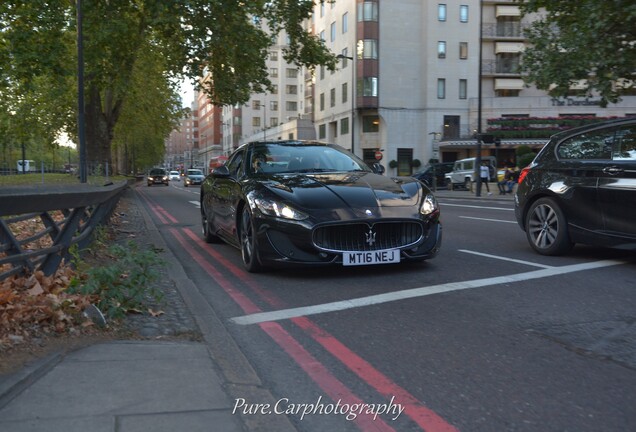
68,241,164,319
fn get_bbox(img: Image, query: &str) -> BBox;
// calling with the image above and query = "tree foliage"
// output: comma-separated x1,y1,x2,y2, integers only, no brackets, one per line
517,0,636,107
0,0,336,171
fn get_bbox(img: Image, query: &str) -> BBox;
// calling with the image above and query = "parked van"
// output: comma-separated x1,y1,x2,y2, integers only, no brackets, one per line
445,156,497,190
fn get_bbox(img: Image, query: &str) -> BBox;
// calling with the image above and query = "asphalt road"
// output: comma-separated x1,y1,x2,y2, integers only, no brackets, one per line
138,180,636,432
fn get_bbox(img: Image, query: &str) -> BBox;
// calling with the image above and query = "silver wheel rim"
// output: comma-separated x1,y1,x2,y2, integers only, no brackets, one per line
241,209,254,265
528,204,558,250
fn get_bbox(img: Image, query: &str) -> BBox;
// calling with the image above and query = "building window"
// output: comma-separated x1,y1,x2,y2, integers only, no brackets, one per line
318,124,326,139
459,79,467,99
342,82,348,103
340,48,350,67
270,68,278,78
459,42,468,59
286,85,298,95
362,116,380,133
358,1,378,22
359,77,378,97
286,68,298,78
438,4,447,21
341,117,349,135
286,101,297,111
269,51,278,61
330,88,336,107
270,117,278,127
270,101,278,111
342,12,348,33
320,2,325,17
319,30,325,41
320,93,325,111
252,117,261,127
495,89,520,97
358,39,378,59
437,79,446,99
252,100,261,110
460,5,469,23
330,22,336,42
397,148,414,176
438,41,446,58
271,84,278,95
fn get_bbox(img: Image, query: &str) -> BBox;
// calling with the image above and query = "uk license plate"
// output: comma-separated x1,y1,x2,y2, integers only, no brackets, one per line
342,249,400,266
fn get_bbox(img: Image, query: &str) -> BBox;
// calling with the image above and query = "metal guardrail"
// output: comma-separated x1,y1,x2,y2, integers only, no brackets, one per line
0,180,130,280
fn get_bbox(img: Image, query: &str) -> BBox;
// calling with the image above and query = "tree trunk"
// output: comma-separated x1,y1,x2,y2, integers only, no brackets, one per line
85,85,123,174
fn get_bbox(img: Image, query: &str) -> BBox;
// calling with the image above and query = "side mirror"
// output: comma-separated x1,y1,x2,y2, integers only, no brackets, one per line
372,163,385,175
211,165,230,178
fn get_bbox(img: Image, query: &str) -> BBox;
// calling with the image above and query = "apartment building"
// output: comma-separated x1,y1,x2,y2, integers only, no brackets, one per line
310,0,636,175
186,1,634,175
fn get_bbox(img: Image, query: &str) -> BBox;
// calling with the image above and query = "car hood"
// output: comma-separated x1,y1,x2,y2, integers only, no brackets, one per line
259,172,426,215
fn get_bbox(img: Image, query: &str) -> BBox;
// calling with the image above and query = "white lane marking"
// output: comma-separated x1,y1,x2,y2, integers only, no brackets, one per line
458,249,553,269
459,216,517,224
230,259,625,325
189,200,200,208
442,203,513,211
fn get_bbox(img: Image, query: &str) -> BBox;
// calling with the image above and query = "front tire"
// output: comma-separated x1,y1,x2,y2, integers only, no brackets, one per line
525,197,573,255
240,206,263,272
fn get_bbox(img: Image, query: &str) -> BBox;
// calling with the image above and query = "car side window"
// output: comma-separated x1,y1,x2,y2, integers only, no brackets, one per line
226,150,244,177
612,126,636,160
557,128,614,160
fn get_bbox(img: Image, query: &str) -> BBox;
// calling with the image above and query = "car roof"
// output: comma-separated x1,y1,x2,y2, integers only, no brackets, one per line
549,117,636,141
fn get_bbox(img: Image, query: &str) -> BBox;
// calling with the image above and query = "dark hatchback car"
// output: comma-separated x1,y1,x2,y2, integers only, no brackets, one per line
147,168,169,186
200,140,442,272
515,118,636,255
412,162,454,189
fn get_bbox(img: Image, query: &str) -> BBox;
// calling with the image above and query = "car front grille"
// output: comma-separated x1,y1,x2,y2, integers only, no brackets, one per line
313,221,423,252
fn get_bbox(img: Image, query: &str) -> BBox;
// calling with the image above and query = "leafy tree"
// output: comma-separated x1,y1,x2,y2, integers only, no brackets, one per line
517,0,636,107
0,1,336,173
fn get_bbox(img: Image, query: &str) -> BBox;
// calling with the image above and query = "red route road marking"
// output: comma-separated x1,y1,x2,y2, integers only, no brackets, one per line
180,227,458,432
170,228,396,431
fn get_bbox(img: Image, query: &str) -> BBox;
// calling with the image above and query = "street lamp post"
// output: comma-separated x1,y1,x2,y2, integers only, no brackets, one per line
475,0,484,197
337,54,355,155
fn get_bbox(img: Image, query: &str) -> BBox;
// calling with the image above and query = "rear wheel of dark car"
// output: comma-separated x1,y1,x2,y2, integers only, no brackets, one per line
240,206,263,272
525,197,574,255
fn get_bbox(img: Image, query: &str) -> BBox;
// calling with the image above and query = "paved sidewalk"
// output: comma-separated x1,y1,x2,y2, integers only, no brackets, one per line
0,341,242,432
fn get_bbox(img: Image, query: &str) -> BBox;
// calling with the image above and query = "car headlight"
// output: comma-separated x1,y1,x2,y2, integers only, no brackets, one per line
420,193,439,215
253,197,308,221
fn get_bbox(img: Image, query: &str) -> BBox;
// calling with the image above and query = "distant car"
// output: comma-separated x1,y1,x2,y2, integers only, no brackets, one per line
515,118,636,255
184,169,205,187
200,140,442,272
147,168,169,186
169,170,181,181
412,162,454,189
445,156,497,190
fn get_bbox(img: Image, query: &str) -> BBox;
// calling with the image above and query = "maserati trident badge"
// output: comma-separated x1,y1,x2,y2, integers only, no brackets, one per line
365,228,376,246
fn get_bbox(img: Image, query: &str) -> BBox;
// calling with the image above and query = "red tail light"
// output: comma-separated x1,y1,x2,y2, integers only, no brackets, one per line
517,166,531,185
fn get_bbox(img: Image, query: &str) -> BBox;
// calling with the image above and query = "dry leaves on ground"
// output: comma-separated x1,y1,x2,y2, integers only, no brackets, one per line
0,266,99,351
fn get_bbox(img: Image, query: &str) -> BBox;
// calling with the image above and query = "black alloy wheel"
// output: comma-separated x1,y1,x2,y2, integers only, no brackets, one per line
525,197,573,255
240,206,262,272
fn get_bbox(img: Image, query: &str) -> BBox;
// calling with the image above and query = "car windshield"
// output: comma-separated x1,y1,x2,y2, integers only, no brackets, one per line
249,142,371,174
149,169,165,175
187,169,203,175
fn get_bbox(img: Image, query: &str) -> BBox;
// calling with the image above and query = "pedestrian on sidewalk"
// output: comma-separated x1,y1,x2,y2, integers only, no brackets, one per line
479,162,492,195
498,167,513,194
